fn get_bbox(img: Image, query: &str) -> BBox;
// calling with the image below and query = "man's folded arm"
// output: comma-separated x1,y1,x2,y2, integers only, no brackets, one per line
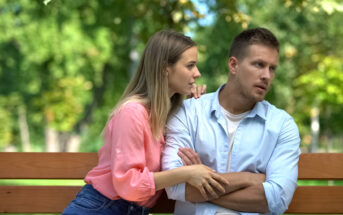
162,105,194,201
261,117,301,214
185,172,269,213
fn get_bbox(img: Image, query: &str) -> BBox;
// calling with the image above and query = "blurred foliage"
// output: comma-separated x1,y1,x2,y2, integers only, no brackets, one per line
194,0,343,151
0,0,342,152
0,0,205,151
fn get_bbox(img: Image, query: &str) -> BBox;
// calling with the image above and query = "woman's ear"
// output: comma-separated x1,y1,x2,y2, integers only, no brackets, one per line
165,67,170,76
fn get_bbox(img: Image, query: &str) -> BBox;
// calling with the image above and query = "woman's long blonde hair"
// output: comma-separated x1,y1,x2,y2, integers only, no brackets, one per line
108,30,196,139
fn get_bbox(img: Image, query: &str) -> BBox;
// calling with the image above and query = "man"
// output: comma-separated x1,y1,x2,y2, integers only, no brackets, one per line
162,28,301,215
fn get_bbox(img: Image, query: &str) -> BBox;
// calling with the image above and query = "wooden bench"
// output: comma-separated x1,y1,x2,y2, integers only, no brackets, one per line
0,152,342,214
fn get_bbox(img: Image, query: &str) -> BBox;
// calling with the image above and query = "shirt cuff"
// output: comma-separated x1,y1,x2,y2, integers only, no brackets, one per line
263,181,284,214
165,182,186,202
147,171,156,196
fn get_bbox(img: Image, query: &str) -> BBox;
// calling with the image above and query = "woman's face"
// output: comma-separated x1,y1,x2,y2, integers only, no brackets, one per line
168,46,201,97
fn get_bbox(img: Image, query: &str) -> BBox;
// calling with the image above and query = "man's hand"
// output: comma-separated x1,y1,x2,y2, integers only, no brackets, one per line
178,147,202,165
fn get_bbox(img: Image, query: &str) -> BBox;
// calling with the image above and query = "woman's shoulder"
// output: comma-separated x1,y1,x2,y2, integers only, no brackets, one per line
106,101,149,131
121,100,147,112
115,100,149,120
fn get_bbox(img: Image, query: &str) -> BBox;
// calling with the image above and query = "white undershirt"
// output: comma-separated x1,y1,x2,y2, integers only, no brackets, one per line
215,107,250,215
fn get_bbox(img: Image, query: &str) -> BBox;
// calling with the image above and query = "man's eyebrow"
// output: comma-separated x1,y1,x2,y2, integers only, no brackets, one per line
252,58,278,66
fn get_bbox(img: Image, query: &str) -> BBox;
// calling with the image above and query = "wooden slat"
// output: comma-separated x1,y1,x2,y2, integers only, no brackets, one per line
1,152,343,180
286,186,343,214
1,152,343,214
2,185,343,214
0,185,175,213
150,191,175,213
0,186,81,213
0,152,98,179
298,153,343,179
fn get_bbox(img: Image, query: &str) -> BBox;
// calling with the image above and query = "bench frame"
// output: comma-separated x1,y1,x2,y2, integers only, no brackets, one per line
0,152,343,214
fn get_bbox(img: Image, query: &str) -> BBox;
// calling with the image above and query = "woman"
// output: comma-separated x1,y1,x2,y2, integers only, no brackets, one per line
63,30,228,215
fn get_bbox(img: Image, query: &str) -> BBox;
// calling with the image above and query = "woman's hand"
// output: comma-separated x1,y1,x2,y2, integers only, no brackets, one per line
178,147,229,199
187,84,206,99
186,165,229,200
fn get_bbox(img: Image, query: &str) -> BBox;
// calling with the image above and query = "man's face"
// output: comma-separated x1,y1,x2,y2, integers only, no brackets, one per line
231,44,279,102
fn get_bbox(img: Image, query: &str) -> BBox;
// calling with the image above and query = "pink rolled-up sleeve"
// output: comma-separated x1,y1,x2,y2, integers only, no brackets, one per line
107,105,156,202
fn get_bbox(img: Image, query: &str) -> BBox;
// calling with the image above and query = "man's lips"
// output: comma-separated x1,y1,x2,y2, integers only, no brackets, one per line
255,84,267,90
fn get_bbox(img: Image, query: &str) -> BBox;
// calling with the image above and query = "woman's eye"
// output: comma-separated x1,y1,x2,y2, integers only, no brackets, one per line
187,64,194,69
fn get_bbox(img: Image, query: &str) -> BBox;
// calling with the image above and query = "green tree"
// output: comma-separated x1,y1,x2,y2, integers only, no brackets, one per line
0,0,205,152
193,0,343,152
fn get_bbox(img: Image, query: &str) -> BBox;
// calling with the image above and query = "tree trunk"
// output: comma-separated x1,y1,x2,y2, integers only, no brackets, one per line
59,132,81,152
66,134,81,152
45,125,59,152
18,105,31,152
310,106,320,152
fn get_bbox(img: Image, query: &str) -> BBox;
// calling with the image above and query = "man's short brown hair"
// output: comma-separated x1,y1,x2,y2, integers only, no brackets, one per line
229,27,280,60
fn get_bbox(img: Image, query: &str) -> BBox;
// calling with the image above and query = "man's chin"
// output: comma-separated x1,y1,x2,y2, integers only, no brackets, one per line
254,95,265,102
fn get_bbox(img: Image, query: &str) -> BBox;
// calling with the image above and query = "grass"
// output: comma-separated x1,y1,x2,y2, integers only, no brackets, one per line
0,179,85,186
1,179,343,186
298,180,343,186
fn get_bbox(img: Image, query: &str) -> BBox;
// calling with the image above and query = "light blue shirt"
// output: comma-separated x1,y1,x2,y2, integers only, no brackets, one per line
162,86,301,215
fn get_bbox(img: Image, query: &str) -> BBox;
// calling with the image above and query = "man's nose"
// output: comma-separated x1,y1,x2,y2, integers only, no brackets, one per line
261,67,271,80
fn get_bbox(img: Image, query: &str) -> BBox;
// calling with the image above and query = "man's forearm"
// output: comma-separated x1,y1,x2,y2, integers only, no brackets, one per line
185,172,265,202
211,184,269,213
186,183,268,213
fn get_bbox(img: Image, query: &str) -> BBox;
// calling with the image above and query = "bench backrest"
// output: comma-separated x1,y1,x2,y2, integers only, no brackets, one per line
0,152,342,214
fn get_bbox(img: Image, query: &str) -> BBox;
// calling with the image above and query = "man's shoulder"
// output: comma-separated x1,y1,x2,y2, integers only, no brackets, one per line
172,92,216,121
261,100,294,121
183,92,216,108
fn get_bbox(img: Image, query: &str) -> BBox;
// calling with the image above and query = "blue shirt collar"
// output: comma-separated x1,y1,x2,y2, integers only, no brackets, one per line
211,84,267,121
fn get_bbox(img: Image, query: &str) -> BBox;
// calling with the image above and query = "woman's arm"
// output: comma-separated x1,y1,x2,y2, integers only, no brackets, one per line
178,147,266,206
154,164,229,200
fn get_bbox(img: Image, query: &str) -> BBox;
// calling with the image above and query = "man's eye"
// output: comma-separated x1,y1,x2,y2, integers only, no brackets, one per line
255,62,263,68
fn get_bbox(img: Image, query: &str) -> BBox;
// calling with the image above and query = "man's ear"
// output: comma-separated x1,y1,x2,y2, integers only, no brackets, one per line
228,56,238,75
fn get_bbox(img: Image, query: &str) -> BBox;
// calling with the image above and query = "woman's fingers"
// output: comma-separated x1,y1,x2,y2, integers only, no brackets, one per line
212,173,230,187
203,181,218,198
208,177,226,194
187,165,230,200
187,84,207,99
195,84,206,98
200,84,207,94
198,186,209,200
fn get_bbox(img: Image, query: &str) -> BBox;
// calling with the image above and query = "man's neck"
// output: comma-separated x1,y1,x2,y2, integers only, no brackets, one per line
219,84,256,115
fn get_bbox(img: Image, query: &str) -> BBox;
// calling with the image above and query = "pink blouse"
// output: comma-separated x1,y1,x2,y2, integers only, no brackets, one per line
84,102,165,208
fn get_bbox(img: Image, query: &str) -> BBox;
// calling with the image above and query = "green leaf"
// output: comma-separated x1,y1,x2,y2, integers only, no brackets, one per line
43,0,52,6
